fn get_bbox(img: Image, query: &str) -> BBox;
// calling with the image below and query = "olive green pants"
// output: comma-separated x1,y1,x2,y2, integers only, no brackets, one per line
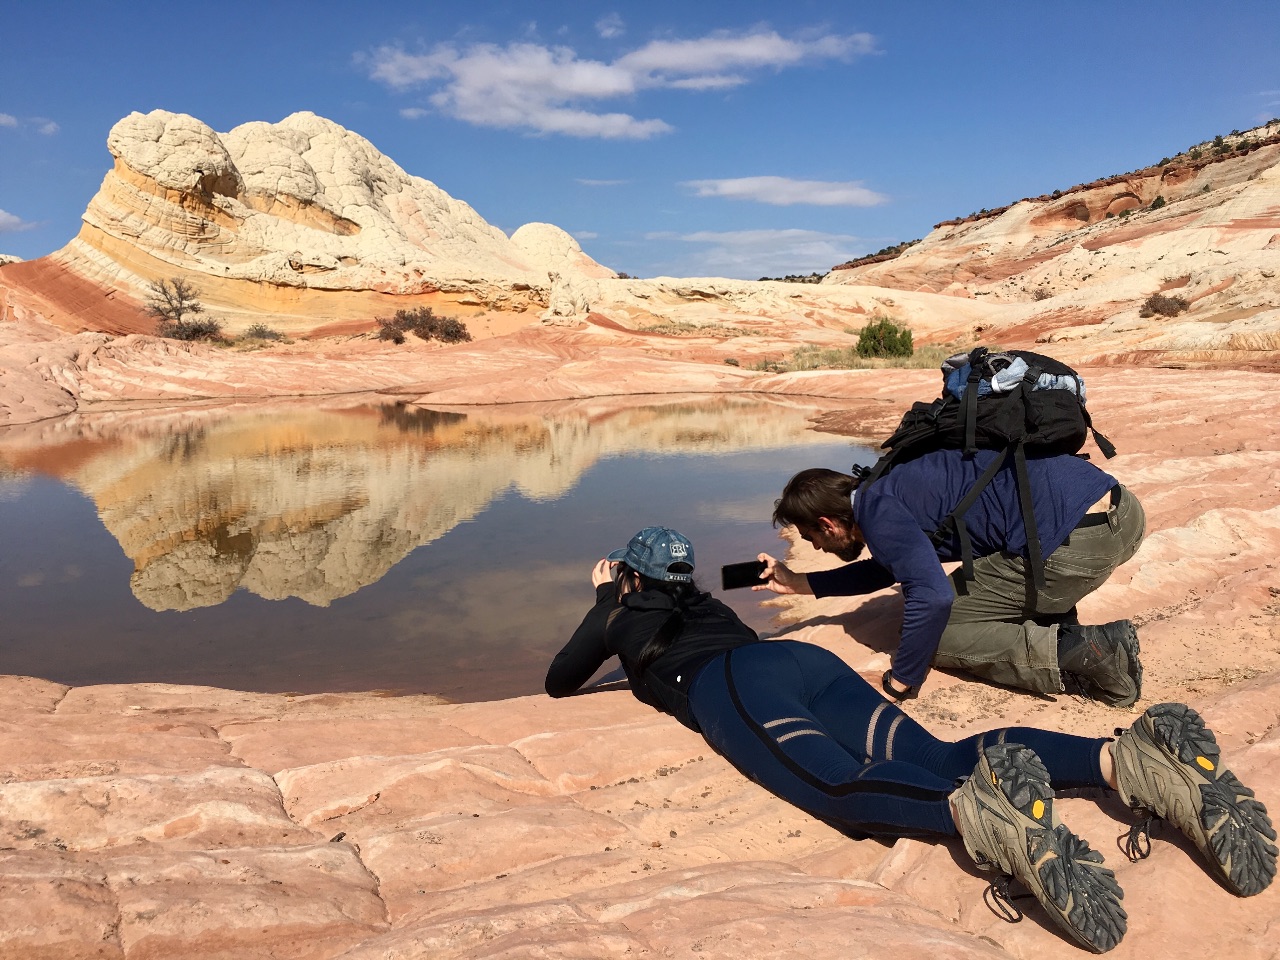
931,485,1146,694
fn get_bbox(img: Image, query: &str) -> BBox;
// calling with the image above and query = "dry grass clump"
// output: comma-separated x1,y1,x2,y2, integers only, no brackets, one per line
754,342,956,374
1139,293,1190,318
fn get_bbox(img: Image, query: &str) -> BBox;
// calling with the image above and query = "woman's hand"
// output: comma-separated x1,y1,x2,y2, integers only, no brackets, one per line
591,558,617,588
752,553,814,595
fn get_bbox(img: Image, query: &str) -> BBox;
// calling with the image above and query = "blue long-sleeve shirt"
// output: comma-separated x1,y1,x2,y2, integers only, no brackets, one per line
814,449,1114,688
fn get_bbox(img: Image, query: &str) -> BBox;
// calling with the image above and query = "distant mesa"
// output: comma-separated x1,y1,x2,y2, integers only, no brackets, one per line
5,110,617,338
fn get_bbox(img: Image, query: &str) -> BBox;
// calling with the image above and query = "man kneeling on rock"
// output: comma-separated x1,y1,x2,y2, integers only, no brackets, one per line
759,454,1146,705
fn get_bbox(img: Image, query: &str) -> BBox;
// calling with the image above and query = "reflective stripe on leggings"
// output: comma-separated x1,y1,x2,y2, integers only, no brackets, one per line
721,649,950,802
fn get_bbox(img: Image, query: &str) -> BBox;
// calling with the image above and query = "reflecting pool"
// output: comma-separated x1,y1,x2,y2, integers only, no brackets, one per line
0,394,871,701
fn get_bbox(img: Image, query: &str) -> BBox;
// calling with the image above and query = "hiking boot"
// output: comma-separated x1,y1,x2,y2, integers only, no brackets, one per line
951,740,1126,953
1112,702,1278,896
1058,620,1142,708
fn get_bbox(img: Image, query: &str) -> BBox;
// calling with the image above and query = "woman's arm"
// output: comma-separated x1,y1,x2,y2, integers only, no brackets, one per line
545,581,618,697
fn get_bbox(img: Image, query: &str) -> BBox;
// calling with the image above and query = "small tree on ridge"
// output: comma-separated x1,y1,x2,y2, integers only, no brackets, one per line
145,278,223,341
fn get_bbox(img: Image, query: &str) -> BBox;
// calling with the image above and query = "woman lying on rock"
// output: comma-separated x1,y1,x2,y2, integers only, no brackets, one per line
545,525,1277,954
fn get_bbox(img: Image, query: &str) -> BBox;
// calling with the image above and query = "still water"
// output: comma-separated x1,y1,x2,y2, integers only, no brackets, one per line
0,395,870,702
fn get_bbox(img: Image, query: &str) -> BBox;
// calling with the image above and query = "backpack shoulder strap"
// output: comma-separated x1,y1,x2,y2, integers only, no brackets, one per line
930,446,1010,587
1082,403,1117,458
1011,442,1047,594
961,347,988,455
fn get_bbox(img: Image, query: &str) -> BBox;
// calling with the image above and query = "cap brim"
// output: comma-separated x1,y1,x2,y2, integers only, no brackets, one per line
605,547,629,562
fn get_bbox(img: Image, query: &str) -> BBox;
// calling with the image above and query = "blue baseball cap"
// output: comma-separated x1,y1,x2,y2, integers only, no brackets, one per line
607,526,695,583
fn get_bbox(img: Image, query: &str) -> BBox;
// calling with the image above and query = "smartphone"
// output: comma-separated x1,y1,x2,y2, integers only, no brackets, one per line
721,559,768,590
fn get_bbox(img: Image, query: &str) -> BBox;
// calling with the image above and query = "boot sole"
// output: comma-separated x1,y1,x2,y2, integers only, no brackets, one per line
982,743,1127,953
1129,703,1277,896
1119,623,1142,705
1069,622,1142,708
1100,622,1142,708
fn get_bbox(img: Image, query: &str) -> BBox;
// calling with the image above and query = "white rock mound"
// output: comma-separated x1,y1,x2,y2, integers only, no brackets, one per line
54,110,617,330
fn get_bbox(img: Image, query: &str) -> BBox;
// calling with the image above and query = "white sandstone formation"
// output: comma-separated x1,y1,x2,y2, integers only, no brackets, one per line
51,110,616,333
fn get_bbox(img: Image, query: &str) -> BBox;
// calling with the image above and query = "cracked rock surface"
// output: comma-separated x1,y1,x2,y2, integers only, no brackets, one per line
2,367,1279,958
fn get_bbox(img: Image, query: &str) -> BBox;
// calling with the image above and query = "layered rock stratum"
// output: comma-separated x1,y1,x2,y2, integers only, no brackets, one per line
0,110,615,338
3,370,1280,959
1,110,1280,958
827,122,1280,368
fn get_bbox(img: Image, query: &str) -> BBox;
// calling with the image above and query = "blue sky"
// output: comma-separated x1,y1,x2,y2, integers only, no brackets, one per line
2,2,1278,279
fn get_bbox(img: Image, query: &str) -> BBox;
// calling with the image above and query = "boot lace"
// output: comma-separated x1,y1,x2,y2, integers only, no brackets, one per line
982,873,1032,923
1120,810,1159,861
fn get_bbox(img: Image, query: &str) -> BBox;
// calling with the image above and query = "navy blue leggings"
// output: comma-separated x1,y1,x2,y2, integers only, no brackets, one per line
688,641,1110,838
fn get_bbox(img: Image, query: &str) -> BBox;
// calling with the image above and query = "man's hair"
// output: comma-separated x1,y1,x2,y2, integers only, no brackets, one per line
772,468,856,529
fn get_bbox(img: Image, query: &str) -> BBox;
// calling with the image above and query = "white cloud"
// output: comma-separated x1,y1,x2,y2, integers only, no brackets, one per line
616,29,874,77
0,114,59,134
596,13,625,39
574,230,599,240
364,27,874,139
664,228,865,279
683,175,888,207
0,208,36,233
576,177,629,186
400,107,429,119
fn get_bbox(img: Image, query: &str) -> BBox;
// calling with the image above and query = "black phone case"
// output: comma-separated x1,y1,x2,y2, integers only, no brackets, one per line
721,560,767,590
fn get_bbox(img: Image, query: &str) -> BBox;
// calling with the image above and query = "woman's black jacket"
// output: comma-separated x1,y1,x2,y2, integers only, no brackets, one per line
545,583,759,731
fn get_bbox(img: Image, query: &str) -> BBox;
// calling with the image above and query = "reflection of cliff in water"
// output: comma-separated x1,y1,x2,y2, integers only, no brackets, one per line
0,395,845,612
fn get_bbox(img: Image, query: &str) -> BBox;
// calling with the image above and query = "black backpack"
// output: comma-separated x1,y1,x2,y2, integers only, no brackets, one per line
861,346,1116,591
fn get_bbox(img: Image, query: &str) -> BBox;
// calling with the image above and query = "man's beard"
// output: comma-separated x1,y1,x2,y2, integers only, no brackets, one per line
834,540,865,563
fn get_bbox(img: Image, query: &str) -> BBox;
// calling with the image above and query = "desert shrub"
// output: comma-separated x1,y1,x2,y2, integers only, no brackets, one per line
163,317,224,341
376,317,406,344
1138,293,1190,318
856,317,914,358
1188,147,1202,160
1032,288,1052,301
1150,195,1166,210
758,271,827,283
374,307,472,344
242,323,285,341
424,316,472,344
723,357,740,366
146,277,223,341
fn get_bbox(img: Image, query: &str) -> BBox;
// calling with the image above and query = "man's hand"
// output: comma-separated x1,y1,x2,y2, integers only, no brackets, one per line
751,553,815,595
591,558,617,588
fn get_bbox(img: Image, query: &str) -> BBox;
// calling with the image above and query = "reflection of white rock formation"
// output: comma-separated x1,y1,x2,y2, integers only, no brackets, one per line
11,398,844,612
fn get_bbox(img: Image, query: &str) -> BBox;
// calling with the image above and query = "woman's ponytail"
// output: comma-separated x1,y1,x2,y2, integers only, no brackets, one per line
612,569,700,675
